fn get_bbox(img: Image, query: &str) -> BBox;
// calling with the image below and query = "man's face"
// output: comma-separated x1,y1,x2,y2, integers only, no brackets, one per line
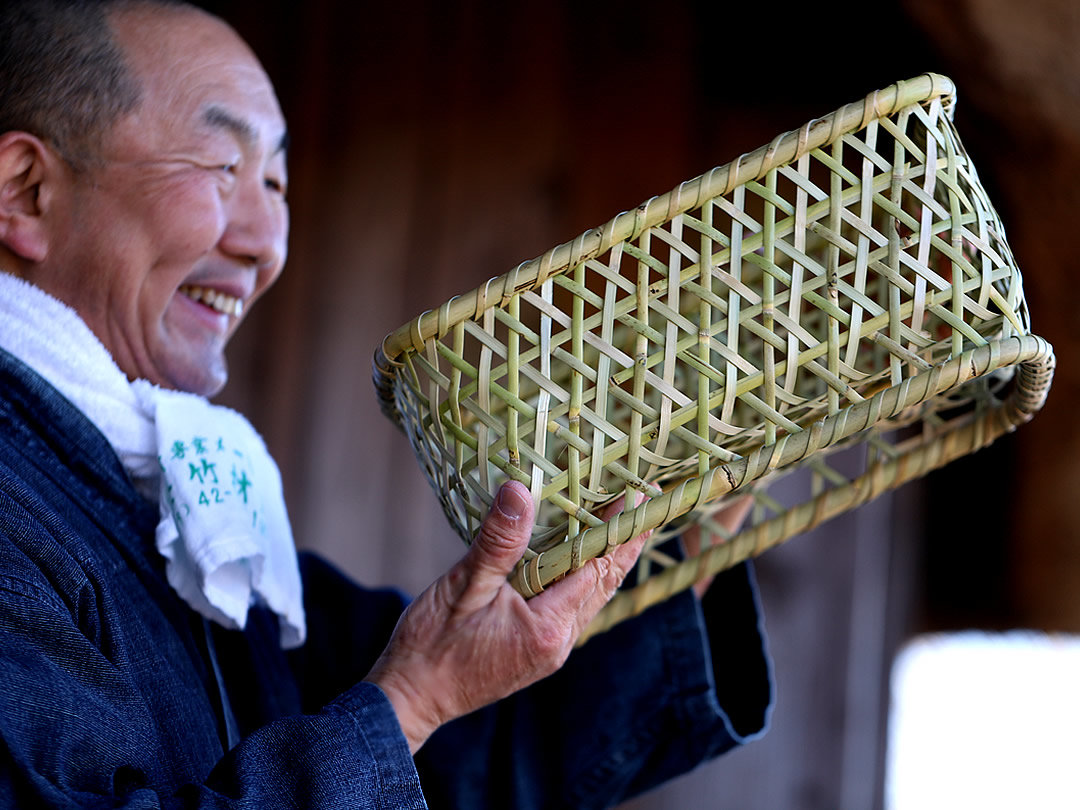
40,6,289,396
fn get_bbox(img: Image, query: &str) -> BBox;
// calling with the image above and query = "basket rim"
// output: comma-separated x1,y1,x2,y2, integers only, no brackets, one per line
515,333,1055,606
373,71,957,398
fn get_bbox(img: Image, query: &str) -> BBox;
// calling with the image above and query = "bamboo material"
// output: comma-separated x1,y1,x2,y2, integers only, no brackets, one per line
373,74,1055,640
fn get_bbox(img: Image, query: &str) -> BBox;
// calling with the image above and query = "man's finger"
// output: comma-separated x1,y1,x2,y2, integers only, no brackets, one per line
530,498,652,639
683,495,753,556
574,530,648,634
456,481,535,604
599,488,648,522
717,494,754,535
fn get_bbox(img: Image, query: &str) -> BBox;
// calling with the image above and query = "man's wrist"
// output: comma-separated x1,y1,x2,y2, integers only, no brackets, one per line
365,667,439,755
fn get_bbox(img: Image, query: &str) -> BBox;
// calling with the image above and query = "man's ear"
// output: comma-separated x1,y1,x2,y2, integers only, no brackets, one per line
0,131,64,264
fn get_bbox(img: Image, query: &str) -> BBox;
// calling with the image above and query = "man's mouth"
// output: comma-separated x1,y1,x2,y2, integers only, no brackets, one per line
178,285,244,317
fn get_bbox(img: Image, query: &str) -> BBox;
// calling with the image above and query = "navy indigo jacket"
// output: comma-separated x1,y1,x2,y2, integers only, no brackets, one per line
0,347,772,808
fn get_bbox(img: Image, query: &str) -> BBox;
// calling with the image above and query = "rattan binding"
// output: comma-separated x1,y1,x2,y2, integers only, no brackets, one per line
373,73,1055,643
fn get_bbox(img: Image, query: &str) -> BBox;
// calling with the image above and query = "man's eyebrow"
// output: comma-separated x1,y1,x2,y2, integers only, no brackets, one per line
203,105,256,144
203,104,289,156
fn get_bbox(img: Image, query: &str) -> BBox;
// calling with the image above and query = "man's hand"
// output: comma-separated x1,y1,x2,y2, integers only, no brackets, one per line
681,495,754,599
364,481,649,753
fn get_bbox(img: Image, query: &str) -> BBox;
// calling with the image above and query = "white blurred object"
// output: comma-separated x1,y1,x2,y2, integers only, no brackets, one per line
886,631,1080,810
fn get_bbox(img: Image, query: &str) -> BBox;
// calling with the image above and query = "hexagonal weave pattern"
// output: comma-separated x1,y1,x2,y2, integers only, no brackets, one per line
374,74,1054,641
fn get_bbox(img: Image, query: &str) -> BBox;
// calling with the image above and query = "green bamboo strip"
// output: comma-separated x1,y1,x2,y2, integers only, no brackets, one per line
698,199,714,479
762,168,778,445
568,263,585,541
506,293,521,468
844,120,877,366
826,137,843,415
625,225,651,541
946,128,966,359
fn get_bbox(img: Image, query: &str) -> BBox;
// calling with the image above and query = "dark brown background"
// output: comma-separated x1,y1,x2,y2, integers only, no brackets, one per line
195,0,1079,806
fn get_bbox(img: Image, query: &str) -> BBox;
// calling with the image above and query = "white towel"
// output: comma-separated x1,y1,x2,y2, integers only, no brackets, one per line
0,271,305,648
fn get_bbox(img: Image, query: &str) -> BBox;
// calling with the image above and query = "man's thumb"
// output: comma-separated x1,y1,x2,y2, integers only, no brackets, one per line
466,481,534,586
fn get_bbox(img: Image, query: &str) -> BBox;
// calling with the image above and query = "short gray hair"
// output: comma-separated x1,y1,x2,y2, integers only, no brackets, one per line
0,0,190,166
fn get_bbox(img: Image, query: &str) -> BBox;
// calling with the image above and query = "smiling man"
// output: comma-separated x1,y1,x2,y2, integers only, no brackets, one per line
4,2,289,396
0,1,771,807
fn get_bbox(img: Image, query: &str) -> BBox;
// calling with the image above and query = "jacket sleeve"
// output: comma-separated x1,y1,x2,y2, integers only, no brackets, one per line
284,553,772,810
0,504,428,810
413,562,773,810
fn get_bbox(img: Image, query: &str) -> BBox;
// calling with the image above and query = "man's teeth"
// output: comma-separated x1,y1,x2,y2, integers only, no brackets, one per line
179,285,243,316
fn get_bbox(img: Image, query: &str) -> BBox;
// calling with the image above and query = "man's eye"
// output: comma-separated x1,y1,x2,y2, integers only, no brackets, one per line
265,177,286,195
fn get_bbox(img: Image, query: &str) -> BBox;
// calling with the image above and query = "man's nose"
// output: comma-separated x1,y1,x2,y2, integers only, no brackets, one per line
219,180,287,274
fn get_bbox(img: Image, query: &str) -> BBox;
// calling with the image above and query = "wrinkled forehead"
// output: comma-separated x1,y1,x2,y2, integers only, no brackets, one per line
105,4,285,138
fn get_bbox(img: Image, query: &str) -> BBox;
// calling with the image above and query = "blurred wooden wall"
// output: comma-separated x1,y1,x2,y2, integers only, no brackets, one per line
902,0,1080,633
200,0,1078,807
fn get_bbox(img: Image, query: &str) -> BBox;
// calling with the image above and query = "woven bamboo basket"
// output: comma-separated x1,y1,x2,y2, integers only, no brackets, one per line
374,74,1054,643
